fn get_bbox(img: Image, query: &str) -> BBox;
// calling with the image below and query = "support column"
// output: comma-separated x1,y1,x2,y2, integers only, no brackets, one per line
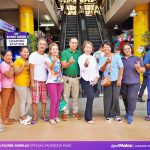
19,6,34,34
134,3,149,57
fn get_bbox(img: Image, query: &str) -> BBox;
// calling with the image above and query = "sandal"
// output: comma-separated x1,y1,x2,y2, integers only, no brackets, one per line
41,116,49,122
31,119,37,124
7,118,15,122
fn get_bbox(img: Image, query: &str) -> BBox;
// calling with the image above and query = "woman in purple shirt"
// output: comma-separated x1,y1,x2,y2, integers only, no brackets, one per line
121,43,145,124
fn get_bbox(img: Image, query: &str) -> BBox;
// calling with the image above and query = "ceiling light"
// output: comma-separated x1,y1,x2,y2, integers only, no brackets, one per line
114,25,119,30
45,26,50,30
44,15,50,21
40,23,54,27
129,10,137,17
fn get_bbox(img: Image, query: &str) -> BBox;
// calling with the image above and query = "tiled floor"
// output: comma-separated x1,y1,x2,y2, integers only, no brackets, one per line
1,96,150,141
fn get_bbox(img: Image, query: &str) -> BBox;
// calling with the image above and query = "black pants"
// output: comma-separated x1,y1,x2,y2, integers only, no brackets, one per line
103,81,121,118
121,83,140,116
138,76,147,98
80,78,94,121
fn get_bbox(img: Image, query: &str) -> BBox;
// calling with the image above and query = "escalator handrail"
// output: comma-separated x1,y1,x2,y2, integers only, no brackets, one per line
95,13,104,43
60,12,67,51
77,13,82,50
96,13,110,42
78,13,88,46
95,2,111,42
99,9,111,41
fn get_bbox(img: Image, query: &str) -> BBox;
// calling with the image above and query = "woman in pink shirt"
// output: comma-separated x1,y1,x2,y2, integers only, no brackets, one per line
0,58,6,131
0,50,15,125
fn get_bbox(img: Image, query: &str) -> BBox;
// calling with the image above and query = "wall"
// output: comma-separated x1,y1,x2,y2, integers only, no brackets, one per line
0,9,19,29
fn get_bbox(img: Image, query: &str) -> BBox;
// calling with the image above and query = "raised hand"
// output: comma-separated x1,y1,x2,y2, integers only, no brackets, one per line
69,56,75,64
85,58,90,65
106,58,111,64
24,61,29,66
10,61,14,68
135,61,140,68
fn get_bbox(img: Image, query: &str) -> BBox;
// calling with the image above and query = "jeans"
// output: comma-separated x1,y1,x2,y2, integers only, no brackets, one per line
121,83,140,116
147,76,150,115
80,78,94,121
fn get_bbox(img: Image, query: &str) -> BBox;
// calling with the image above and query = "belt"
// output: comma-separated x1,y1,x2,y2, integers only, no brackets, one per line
63,74,79,78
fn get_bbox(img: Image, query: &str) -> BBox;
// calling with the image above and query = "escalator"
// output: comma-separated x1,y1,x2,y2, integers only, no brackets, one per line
65,15,78,49
60,14,78,50
77,12,110,51
60,11,110,52
85,15,102,51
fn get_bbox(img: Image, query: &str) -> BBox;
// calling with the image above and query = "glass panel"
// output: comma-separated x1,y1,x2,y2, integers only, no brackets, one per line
58,0,101,15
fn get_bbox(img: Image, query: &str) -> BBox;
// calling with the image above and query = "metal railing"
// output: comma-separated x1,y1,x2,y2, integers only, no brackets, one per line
60,11,67,51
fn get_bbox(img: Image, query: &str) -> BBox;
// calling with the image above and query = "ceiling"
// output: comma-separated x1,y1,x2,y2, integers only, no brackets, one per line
0,0,57,27
105,0,150,28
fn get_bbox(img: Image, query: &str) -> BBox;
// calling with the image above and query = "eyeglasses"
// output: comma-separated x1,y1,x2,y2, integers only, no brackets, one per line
123,48,131,50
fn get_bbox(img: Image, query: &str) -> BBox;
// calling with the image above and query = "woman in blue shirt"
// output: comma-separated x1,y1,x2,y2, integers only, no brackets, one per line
121,43,145,124
144,45,150,121
99,41,124,122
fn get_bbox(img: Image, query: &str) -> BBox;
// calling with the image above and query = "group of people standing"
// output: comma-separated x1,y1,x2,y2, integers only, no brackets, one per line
0,37,149,132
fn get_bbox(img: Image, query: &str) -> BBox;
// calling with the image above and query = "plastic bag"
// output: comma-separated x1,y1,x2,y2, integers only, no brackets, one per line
59,99,67,113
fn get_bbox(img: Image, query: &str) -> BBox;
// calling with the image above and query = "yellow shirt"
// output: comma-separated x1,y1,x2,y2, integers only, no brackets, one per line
14,58,30,86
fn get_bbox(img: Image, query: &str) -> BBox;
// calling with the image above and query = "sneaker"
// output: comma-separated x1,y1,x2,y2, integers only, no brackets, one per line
87,120,95,124
124,113,128,120
73,113,81,120
137,97,145,102
20,118,31,125
99,93,104,97
27,116,32,121
105,117,112,122
0,125,5,132
62,114,69,121
145,115,150,121
49,119,56,125
55,118,61,123
127,115,133,124
115,116,122,122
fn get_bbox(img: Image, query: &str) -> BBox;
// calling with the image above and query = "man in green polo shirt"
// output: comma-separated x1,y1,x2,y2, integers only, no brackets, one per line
61,37,82,121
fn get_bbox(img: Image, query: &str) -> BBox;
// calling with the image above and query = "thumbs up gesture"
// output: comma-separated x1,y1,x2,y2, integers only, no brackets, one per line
135,61,140,69
69,56,75,64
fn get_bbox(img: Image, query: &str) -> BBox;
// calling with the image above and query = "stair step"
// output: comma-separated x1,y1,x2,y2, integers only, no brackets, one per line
66,30,78,33
66,28,78,30
86,25,98,28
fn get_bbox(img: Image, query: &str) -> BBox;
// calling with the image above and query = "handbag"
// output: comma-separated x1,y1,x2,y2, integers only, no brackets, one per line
101,57,112,87
101,75,111,87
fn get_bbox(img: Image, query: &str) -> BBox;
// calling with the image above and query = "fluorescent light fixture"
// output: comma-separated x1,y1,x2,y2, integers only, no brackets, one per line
40,23,54,27
129,10,137,17
114,25,119,30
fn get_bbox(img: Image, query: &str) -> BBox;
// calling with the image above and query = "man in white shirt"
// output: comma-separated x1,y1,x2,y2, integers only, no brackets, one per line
29,38,48,124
